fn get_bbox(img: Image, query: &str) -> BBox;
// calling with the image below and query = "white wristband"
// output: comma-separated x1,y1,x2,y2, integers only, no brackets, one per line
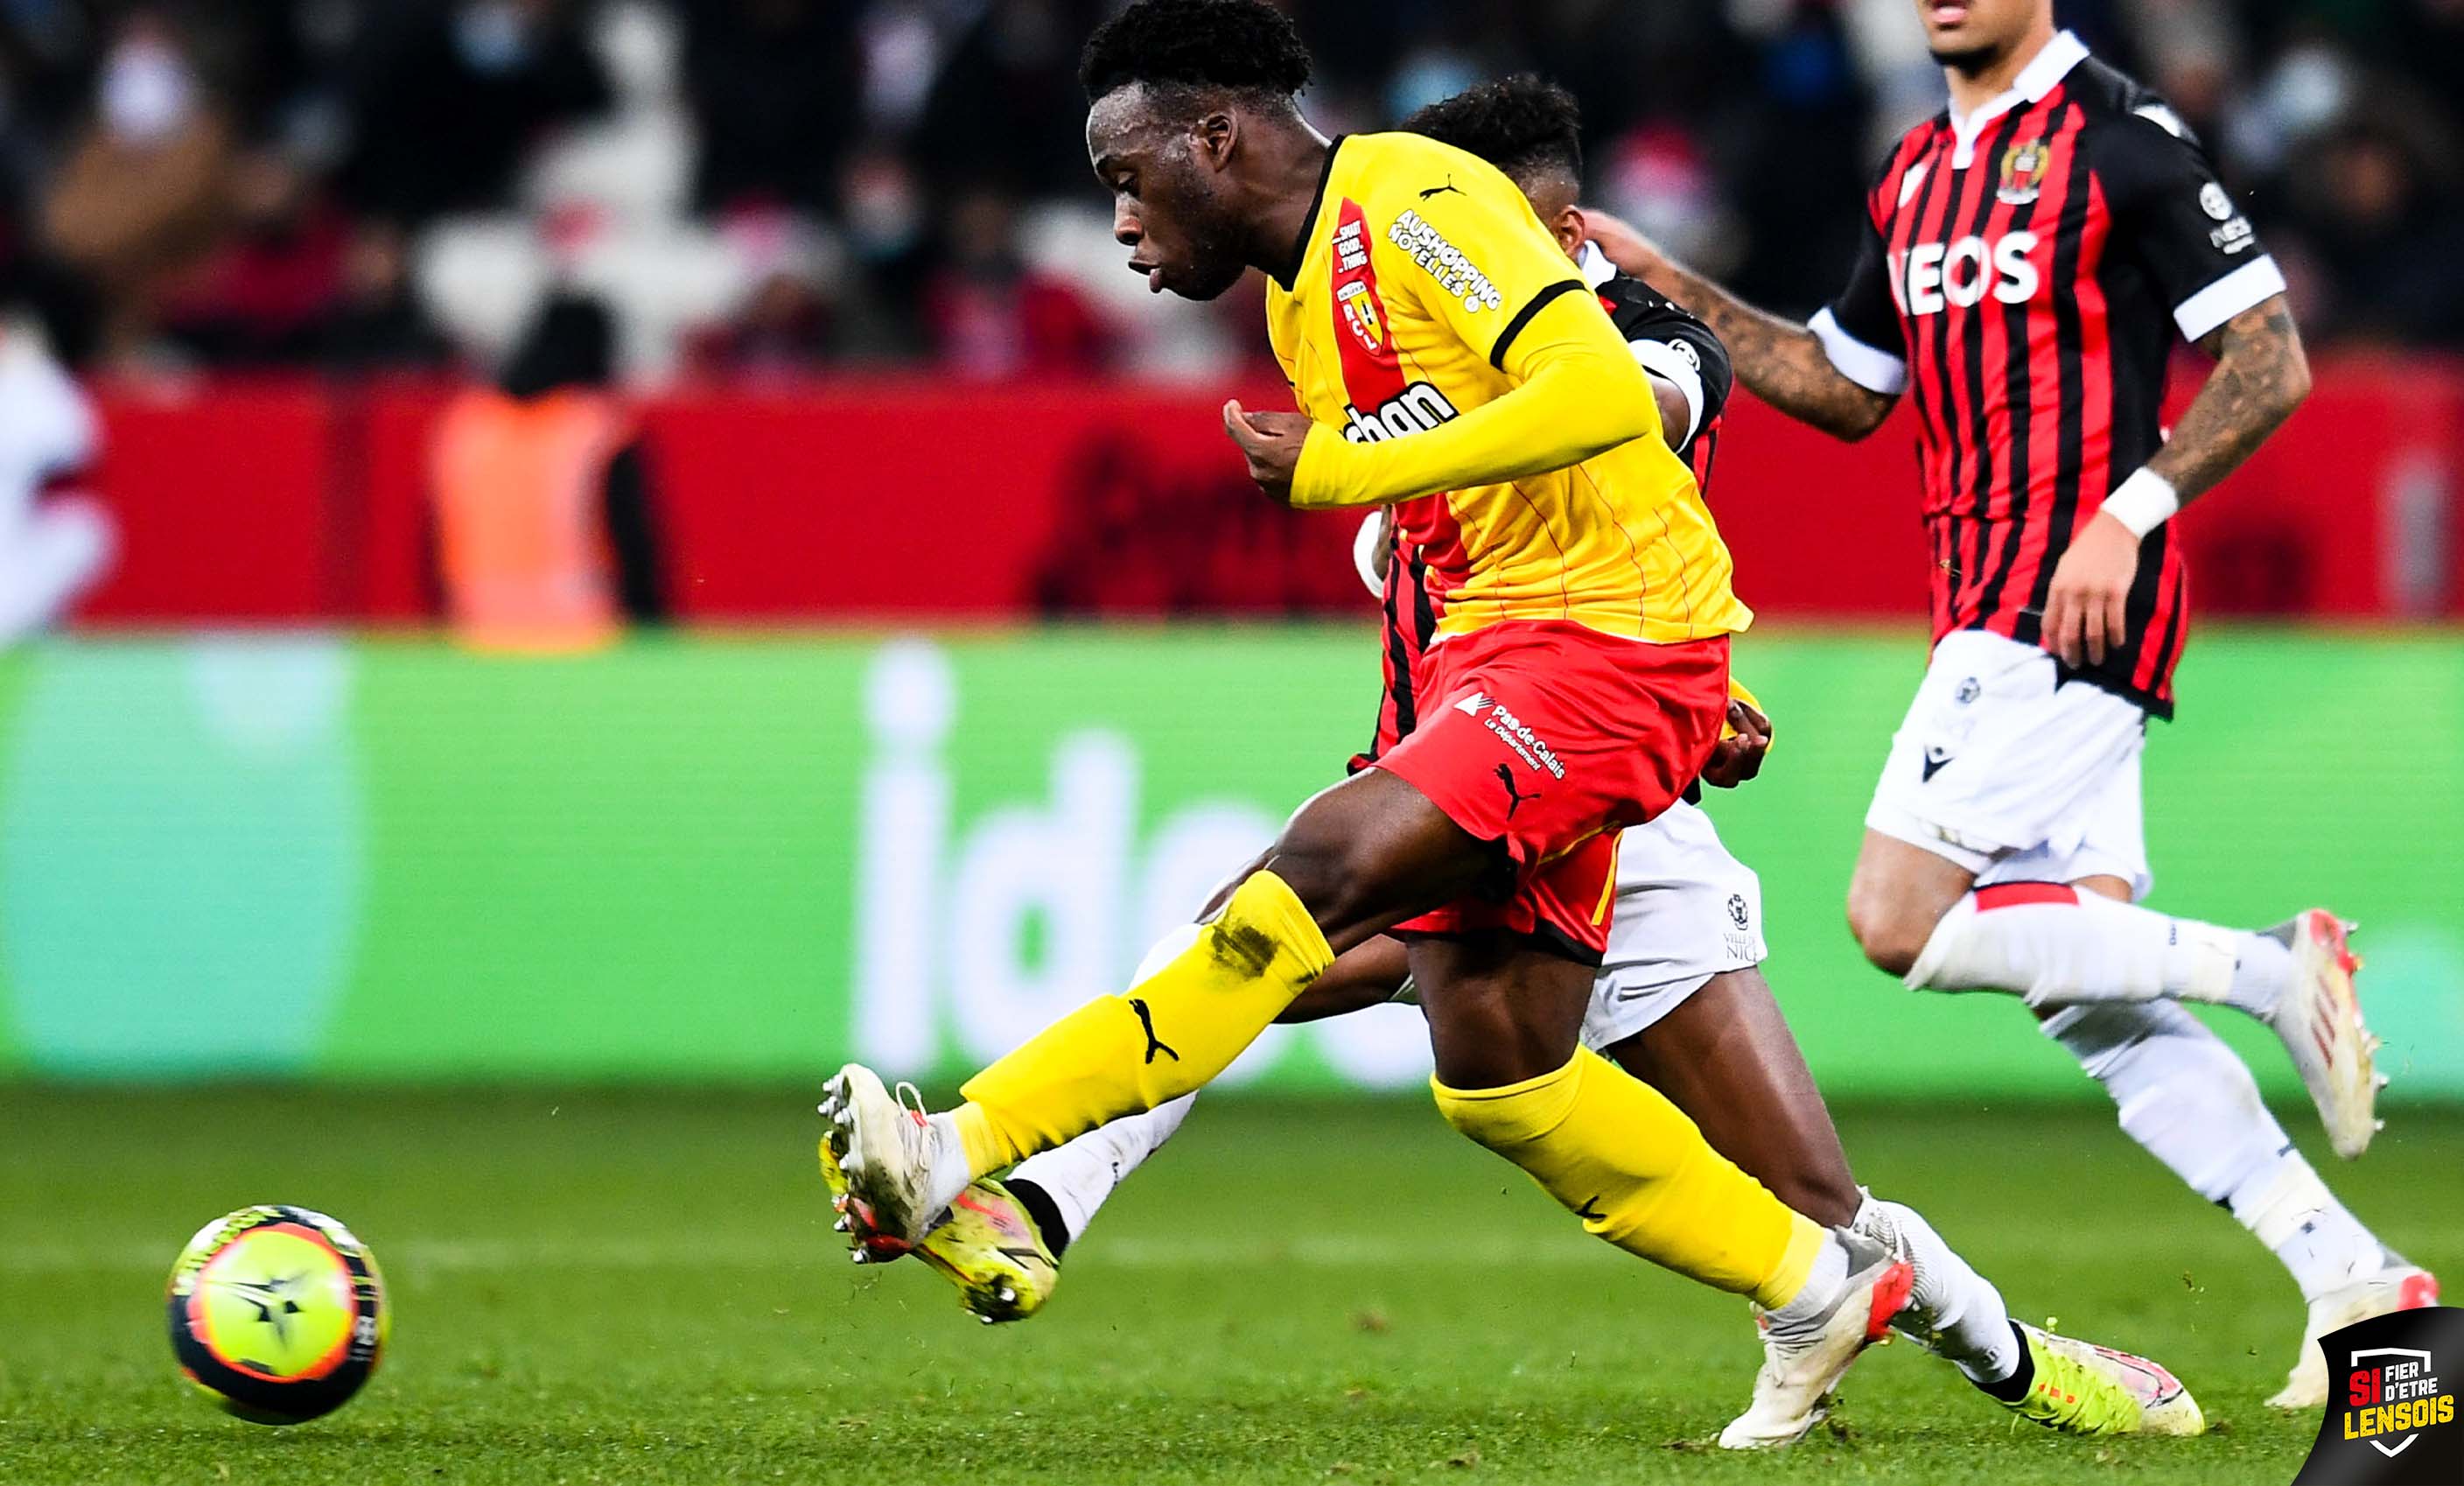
2099,467,2180,538
1352,511,1388,599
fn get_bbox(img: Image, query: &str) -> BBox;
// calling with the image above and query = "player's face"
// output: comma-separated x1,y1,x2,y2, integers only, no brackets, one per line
1087,89,1252,303
1916,0,2046,70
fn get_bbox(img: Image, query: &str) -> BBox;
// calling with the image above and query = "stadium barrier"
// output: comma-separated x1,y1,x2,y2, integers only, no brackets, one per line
70,361,2464,625
2,628,2456,1096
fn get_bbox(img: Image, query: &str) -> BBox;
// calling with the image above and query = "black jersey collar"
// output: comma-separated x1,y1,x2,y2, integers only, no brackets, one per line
1272,135,1348,291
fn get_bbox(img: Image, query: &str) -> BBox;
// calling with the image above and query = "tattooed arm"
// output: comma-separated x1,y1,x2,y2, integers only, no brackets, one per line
2040,296,2309,666
2145,298,2312,499
1585,208,1897,441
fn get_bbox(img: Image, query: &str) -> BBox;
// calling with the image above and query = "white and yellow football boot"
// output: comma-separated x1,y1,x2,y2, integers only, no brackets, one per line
1718,1230,1914,1449
819,1064,951,1249
2004,1324,2205,1436
818,1130,1060,1323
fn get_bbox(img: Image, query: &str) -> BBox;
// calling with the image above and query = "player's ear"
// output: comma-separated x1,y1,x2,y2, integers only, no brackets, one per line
1194,109,1237,172
1553,205,1588,259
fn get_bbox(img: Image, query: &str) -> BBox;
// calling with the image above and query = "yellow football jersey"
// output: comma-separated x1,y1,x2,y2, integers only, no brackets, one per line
1266,131,1751,644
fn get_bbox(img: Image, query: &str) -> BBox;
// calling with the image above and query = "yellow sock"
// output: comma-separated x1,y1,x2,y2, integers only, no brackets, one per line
1433,1047,1824,1308
951,869,1333,1178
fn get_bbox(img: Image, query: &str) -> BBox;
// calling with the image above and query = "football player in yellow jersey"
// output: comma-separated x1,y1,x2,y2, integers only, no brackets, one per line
824,72,2203,1447
824,0,1906,1432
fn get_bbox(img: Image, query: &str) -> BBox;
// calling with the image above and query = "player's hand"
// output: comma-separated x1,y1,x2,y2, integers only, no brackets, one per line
1700,699,1772,789
1578,207,1671,283
2040,511,2139,669
1222,401,1312,502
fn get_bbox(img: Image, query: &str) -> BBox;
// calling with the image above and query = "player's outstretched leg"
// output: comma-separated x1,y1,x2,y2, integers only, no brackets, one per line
1857,1197,2203,1435
821,869,1334,1246
1905,888,2384,1156
822,937,1417,1317
822,768,1492,1249
1626,971,2197,1440
1414,936,1910,1454
2043,1000,2439,1408
1442,1046,1910,1452
1854,835,2383,1155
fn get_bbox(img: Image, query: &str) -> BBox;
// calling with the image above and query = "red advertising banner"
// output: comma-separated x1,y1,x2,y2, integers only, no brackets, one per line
63,362,2464,627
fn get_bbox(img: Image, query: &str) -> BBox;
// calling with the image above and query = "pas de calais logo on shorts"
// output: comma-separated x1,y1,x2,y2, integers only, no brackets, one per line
2294,1307,2464,1485
1453,691,1566,782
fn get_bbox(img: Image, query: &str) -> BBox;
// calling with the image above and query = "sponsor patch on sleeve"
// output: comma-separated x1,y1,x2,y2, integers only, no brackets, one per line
1387,208,1504,313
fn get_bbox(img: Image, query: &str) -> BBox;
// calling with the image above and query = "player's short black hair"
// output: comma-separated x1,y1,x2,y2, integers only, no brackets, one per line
1400,75,1583,185
1079,0,1312,109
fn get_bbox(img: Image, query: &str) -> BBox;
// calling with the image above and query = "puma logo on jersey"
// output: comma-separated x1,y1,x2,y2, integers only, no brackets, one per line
1342,380,1460,444
1418,177,1466,200
1493,764,1536,818
1890,231,2042,315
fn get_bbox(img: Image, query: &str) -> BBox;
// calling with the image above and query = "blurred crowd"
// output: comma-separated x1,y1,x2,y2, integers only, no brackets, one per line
0,0,2459,384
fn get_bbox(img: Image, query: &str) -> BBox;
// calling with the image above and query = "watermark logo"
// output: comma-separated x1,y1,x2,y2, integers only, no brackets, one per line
2295,1306,2462,1484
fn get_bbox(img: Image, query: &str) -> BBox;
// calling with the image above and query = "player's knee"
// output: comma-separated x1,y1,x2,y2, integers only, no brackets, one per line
1844,883,1934,979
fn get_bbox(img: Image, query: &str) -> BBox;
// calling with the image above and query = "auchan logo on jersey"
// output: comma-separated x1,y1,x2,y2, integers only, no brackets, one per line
1343,380,1460,444
1889,231,2042,315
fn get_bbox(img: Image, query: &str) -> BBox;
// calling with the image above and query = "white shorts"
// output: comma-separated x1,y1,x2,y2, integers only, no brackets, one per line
1388,800,1767,1050
1864,629,2152,901
1578,799,1768,1051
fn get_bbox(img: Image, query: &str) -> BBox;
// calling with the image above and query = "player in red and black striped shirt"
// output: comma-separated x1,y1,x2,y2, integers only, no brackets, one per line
1611,0,2433,1409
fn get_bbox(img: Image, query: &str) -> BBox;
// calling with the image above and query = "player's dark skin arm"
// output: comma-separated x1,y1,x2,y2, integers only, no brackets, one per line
1582,210,1895,443
2041,297,2310,666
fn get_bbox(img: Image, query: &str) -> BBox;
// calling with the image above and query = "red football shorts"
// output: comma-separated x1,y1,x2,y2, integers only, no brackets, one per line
1371,620,1731,963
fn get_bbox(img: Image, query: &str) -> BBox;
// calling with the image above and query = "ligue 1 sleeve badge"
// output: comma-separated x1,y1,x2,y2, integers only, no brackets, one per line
2293,1306,2464,1484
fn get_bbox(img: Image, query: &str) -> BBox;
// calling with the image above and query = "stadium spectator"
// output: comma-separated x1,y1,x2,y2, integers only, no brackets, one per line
923,186,1113,380
680,0,862,214
2280,112,2464,349
37,9,240,363
430,293,663,650
313,221,458,374
157,149,348,367
340,0,612,228
0,0,2454,367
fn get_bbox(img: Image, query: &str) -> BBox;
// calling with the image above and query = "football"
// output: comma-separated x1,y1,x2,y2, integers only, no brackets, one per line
164,1205,389,1426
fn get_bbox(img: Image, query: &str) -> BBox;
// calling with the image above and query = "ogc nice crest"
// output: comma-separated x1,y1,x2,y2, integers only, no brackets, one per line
2294,1307,2464,1485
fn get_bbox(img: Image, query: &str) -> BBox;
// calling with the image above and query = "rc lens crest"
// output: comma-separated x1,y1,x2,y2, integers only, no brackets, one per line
1338,280,1386,353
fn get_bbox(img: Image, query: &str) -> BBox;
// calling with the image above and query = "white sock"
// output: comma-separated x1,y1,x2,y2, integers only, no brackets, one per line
923,1112,976,1216
2044,1001,2387,1301
1854,1195,2021,1387
1004,1092,1198,1251
1907,883,2290,1015
1763,1230,1851,1336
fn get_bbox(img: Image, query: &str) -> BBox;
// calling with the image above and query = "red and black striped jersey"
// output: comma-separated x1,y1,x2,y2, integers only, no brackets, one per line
1355,259,1733,771
1811,32,2286,718
1585,242,1735,500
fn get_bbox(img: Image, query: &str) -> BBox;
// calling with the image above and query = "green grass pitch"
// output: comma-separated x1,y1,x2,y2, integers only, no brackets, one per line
2,1088,2454,1484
